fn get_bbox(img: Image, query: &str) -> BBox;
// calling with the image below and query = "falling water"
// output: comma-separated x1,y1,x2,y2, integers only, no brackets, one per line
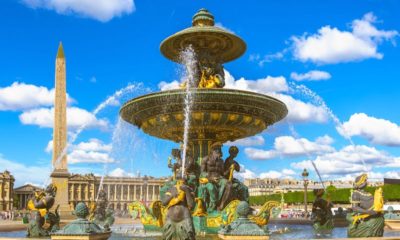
45,83,143,186
180,46,197,178
288,123,325,189
288,82,369,172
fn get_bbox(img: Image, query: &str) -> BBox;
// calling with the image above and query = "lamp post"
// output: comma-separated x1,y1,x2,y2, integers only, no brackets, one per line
302,168,309,216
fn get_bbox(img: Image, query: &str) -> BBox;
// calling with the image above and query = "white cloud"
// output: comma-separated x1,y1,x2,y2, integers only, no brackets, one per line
158,80,180,91
291,145,400,177
249,51,286,67
108,167,133,177
215,22,234,34
0,154,50,187
227,136,265,147
290,70,331,81
292,12,398,64
245,135,334,160
19,107,109,130
68,138,115,164
23,0,135,22
74,138,112,152
272,93,329,123
234,164,257,180
0,82,73,111
224,70,288,93
338,113,400,146
157,70,329,124
45,138,115,164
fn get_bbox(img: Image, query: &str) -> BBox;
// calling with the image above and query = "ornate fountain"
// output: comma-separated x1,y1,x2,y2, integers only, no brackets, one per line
121,8,287,238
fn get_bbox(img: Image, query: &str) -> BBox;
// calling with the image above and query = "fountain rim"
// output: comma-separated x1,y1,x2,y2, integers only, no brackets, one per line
159,25,247,63
120,88,287,112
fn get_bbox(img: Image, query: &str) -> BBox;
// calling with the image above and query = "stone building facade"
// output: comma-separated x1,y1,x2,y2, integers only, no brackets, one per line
0,171,14,211
244,177,354,196
13,184,42,210
68,174,167,211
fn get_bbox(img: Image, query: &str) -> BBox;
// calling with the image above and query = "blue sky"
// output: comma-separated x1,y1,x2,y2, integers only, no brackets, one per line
1,0,400,186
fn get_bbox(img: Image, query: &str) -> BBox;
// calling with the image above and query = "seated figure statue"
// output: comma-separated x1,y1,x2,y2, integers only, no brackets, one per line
311,189,333,235
219,146,249,210
182,146,200,193
198,142,224,213
161,176,195,240
347,173,384,238
27,184,60,237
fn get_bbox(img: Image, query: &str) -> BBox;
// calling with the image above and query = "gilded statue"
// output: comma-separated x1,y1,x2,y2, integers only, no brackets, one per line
161,177,195,240
27,184,60,237
347,173,384,238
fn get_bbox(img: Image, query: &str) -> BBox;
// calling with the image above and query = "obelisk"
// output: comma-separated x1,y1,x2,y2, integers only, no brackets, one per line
51,42,71,218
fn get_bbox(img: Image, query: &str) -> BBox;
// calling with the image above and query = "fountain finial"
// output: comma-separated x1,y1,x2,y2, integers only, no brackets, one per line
192,8,214,27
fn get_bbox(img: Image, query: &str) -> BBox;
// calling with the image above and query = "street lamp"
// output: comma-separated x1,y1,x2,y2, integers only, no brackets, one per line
302,168,309,216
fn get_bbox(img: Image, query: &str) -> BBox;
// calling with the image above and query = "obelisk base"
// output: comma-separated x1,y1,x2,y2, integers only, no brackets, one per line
51,170,74,219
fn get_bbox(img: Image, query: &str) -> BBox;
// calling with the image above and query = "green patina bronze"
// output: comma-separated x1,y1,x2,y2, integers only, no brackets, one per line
218,201,269,239
311,189,334,236
122,8,287,238
51,202,111,240
26,184,60,238
347,174,385,238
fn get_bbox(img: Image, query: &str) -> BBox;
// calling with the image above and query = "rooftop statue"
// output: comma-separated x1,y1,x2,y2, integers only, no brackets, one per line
27,184,60,237
347,173,384,238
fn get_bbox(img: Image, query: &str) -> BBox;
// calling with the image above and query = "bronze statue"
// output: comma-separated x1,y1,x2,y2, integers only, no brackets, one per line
311,189,333,235
347,173,384,238
161,177,195,240
27,184,60,237
199,142,224,212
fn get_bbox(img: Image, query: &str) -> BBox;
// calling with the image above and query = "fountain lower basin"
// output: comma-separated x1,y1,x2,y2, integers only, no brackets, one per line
120,88,287,158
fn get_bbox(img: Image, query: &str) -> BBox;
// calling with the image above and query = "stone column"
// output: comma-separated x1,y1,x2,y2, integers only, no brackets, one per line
107,184,110,200
134,185,137,200
78,184,82,201
127,185,131,201
146,185,149,202
140,185,143,200
151,185,155,201
71,184,74,200
114,185,117,201
85,184,89,202
120,185,124,200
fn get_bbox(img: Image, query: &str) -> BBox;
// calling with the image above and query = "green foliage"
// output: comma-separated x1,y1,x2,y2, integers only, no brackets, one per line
249,184,400,206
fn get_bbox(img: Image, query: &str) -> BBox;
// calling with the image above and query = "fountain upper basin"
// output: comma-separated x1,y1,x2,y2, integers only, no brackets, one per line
120,88,287,143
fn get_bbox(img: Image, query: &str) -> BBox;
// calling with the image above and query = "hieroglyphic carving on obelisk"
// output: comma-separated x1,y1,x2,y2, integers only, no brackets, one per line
52,42,68,173
51,42,71,218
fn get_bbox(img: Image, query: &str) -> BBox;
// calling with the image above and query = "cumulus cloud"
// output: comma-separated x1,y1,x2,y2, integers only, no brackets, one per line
292,12,398,64
0,82,73,111
108,167,133,177
338,113,400,146
215,22,234,33
226,136,265,147
224,70,288,93
291,145,400,177
19,107,109,130
158,80,180,91
290,70,331,81
245,135,334,160
0,154,50,187
68,138,115,164
157,70,329,124
23,0,135,22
